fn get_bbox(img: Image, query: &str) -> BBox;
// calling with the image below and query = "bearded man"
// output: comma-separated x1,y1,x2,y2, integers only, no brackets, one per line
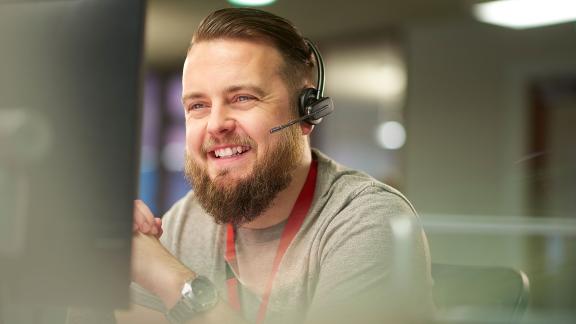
112,7,434,324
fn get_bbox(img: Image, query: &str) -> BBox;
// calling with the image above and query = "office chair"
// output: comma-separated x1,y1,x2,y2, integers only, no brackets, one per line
431,263,530,324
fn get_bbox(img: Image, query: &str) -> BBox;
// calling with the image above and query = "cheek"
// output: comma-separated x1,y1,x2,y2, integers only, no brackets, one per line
185,123,204,154
238,108,285,136
241,109,292,151
237,116,272,147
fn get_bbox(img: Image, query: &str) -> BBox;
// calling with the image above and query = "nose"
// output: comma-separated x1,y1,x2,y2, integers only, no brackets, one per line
206,104,236,137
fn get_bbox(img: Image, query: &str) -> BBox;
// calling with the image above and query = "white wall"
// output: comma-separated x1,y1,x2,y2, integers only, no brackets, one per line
404,21,576,217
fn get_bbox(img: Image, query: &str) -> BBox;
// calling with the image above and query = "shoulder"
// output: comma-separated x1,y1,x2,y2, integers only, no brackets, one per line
306,150,431,278
307,150,426,256
312,149,417,221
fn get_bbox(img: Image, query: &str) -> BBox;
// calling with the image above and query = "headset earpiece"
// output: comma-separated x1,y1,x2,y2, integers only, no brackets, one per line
296,39,334,126
299,87,333,125
299,88,319,116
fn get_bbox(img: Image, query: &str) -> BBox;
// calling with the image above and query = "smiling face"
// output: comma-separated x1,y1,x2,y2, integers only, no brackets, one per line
182,39,300,181
182,38,308,224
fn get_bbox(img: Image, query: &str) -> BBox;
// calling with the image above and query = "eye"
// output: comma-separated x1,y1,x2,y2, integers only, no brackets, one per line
234,95,255,103
186,102,207,112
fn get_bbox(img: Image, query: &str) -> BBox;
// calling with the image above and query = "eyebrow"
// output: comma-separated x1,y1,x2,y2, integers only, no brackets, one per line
181,92,204,105
181,84,268,104
224,84,267,98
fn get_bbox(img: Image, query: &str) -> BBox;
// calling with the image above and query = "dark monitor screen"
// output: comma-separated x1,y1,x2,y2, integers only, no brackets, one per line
0,0,144,310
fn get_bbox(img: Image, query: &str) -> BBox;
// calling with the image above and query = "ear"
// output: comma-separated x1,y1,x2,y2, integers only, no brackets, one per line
300,122,315,135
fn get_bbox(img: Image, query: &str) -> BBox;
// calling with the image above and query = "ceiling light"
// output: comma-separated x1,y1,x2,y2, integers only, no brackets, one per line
227,0,277,7
473,0,576,29
375,121,406,150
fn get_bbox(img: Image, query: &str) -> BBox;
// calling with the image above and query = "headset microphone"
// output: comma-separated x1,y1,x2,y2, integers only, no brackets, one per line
270,39,334,134
270,115,309,134
270,98,333,133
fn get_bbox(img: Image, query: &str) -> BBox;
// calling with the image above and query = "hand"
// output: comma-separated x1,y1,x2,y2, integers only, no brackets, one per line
133,200,163,238
131,200,195,308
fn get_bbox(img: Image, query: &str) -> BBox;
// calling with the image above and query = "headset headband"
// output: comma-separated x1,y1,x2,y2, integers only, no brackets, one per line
304,38,325,99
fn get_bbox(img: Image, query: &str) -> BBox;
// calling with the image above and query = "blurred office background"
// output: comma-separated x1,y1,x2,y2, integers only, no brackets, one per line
138,0,576,322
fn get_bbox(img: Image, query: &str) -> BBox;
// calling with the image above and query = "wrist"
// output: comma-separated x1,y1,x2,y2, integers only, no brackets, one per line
158,267,197,309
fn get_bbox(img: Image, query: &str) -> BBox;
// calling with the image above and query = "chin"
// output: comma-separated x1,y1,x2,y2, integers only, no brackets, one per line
212,168,251,183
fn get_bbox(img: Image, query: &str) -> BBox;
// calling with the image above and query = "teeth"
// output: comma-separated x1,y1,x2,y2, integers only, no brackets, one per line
214,146,247,158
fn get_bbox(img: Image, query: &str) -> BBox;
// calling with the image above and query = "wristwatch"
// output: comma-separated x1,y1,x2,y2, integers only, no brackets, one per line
165,275,219,324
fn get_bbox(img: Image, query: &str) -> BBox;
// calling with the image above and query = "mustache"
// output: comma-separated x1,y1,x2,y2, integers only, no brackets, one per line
201,134,257,154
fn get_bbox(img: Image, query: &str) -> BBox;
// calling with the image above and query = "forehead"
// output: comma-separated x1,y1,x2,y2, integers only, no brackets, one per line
182,39,286,91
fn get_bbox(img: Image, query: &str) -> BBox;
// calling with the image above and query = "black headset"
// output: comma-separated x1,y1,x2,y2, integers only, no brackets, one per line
269,39,334,133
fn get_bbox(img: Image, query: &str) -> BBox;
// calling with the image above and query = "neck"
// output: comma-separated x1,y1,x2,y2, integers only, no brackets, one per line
241,148,313,229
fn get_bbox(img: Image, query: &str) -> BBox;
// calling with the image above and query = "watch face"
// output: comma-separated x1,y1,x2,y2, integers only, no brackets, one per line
191,276,218,309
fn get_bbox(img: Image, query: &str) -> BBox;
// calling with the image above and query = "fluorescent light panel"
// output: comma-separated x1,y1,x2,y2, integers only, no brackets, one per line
473,0,576,29
228,0,277,7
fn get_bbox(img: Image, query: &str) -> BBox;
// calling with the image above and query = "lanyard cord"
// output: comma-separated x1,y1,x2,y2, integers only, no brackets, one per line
225,160,318,324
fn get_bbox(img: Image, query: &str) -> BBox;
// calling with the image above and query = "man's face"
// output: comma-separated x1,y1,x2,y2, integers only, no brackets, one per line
181,38,305,225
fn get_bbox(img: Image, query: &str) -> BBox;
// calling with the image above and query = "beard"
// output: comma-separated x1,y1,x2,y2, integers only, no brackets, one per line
184,125,304,226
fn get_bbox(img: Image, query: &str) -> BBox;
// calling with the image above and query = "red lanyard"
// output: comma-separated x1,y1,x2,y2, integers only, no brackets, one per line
225,160,318,324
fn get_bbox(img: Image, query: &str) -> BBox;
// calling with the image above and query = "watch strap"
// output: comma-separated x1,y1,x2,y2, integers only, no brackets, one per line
166,297,196,324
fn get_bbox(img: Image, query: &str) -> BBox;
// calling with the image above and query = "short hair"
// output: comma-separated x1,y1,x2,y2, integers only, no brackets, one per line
190,8,315,113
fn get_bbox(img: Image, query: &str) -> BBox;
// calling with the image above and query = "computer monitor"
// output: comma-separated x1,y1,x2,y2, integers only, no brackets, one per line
0,0,144,310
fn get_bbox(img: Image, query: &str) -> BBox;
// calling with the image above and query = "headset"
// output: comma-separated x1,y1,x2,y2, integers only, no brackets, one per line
269,39,334,133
